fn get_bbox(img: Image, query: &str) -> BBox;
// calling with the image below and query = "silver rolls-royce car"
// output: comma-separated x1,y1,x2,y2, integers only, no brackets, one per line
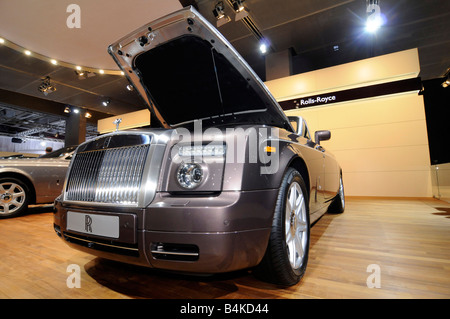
0,145,76,218
53,7,344,286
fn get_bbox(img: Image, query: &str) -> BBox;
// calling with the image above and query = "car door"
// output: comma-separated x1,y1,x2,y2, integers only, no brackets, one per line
289,117,326,210
323,150,340,200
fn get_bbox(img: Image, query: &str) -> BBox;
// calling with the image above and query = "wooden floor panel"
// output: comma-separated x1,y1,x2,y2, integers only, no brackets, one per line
1,198,449,299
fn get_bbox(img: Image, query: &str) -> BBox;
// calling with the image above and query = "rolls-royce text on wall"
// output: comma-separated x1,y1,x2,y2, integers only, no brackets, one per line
53,7,344,286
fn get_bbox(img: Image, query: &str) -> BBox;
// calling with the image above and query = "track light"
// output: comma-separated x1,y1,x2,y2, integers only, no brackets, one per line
102,99,110,107
232,0,248,21
74,69,95,80
38,76,56,96
232,0,245,12
213,1,231,27
441,69,450,88
259,38,270,54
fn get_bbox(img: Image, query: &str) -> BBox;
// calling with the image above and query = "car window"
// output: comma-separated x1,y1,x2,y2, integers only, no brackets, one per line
302,122,311,140
290,119,298,133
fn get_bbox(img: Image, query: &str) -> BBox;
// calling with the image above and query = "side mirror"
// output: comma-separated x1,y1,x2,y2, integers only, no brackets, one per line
315,130,331,145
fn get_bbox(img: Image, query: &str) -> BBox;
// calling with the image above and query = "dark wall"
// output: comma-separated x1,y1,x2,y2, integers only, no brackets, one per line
422,78,450,165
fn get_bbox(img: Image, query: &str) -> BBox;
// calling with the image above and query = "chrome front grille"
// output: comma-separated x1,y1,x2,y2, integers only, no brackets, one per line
65,144,149,204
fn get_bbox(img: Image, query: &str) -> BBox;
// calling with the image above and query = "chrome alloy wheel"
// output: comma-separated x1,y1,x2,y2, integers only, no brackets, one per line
285,181,308,271
0,182,26,215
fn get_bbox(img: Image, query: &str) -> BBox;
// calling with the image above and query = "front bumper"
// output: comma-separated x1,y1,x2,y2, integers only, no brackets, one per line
54,189,278,274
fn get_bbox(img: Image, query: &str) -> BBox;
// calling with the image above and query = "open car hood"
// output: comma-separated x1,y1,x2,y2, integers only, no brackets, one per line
108,6,292,131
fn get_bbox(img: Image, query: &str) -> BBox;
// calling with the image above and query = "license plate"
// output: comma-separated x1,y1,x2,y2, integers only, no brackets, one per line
67,211,119,238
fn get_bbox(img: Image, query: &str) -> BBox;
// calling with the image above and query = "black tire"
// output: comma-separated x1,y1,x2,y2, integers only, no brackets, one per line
254,168,310,286
328,173,345,214
0,177,30,218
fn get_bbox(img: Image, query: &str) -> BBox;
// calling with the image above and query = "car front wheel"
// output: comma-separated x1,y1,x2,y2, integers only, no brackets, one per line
254,168,310,286
0,177,30,218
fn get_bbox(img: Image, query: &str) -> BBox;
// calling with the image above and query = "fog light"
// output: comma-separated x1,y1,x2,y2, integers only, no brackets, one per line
177,163,203,189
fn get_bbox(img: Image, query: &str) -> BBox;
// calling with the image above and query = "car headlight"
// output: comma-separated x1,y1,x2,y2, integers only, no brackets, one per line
177,163,204,189
178,144,226,157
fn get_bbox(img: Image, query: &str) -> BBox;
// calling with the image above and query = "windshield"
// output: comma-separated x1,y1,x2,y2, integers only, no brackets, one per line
39,146,77,158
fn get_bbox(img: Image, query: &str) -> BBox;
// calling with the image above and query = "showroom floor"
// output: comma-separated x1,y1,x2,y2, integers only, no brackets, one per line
1,197,449,299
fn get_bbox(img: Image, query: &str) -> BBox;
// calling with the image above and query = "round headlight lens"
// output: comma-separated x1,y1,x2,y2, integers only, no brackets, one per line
177,163,203,189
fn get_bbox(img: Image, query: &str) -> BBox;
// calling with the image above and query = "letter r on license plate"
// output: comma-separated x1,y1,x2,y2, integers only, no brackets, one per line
67,211,119,238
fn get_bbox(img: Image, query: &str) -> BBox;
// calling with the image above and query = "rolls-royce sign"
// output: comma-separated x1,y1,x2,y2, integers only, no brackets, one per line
299,95,336,106
279,77,421,111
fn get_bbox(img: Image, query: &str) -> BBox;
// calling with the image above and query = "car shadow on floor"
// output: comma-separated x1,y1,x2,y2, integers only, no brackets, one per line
84,257,246,299
26,204,54,215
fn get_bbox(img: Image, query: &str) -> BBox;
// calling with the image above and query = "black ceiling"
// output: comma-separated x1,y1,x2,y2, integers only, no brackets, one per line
0,0,449,139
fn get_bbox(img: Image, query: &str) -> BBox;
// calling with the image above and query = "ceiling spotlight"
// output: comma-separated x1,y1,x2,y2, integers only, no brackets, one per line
365,0,383,33
442,69,450,88
24,50,31,56
102,99,110,107
126,84,134,91
213,1,231,27
0,38,5,44
75,69,95,80
259,38,270,54
232,0,245,12
85,112,92,118
73,108,80,114
64,106,70,113
38,76,56,96
232,0,248,21
50,59,58,65
259,43,267,54
99,69,105,74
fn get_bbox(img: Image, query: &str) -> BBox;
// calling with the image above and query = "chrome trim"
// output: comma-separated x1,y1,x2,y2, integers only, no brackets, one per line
64,233,139,252
151,249,199,257
65,144,149,205
62,131,172,208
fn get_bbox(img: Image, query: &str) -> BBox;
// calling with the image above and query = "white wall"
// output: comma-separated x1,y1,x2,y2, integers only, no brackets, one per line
0,135,64,156
265,49,434,198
